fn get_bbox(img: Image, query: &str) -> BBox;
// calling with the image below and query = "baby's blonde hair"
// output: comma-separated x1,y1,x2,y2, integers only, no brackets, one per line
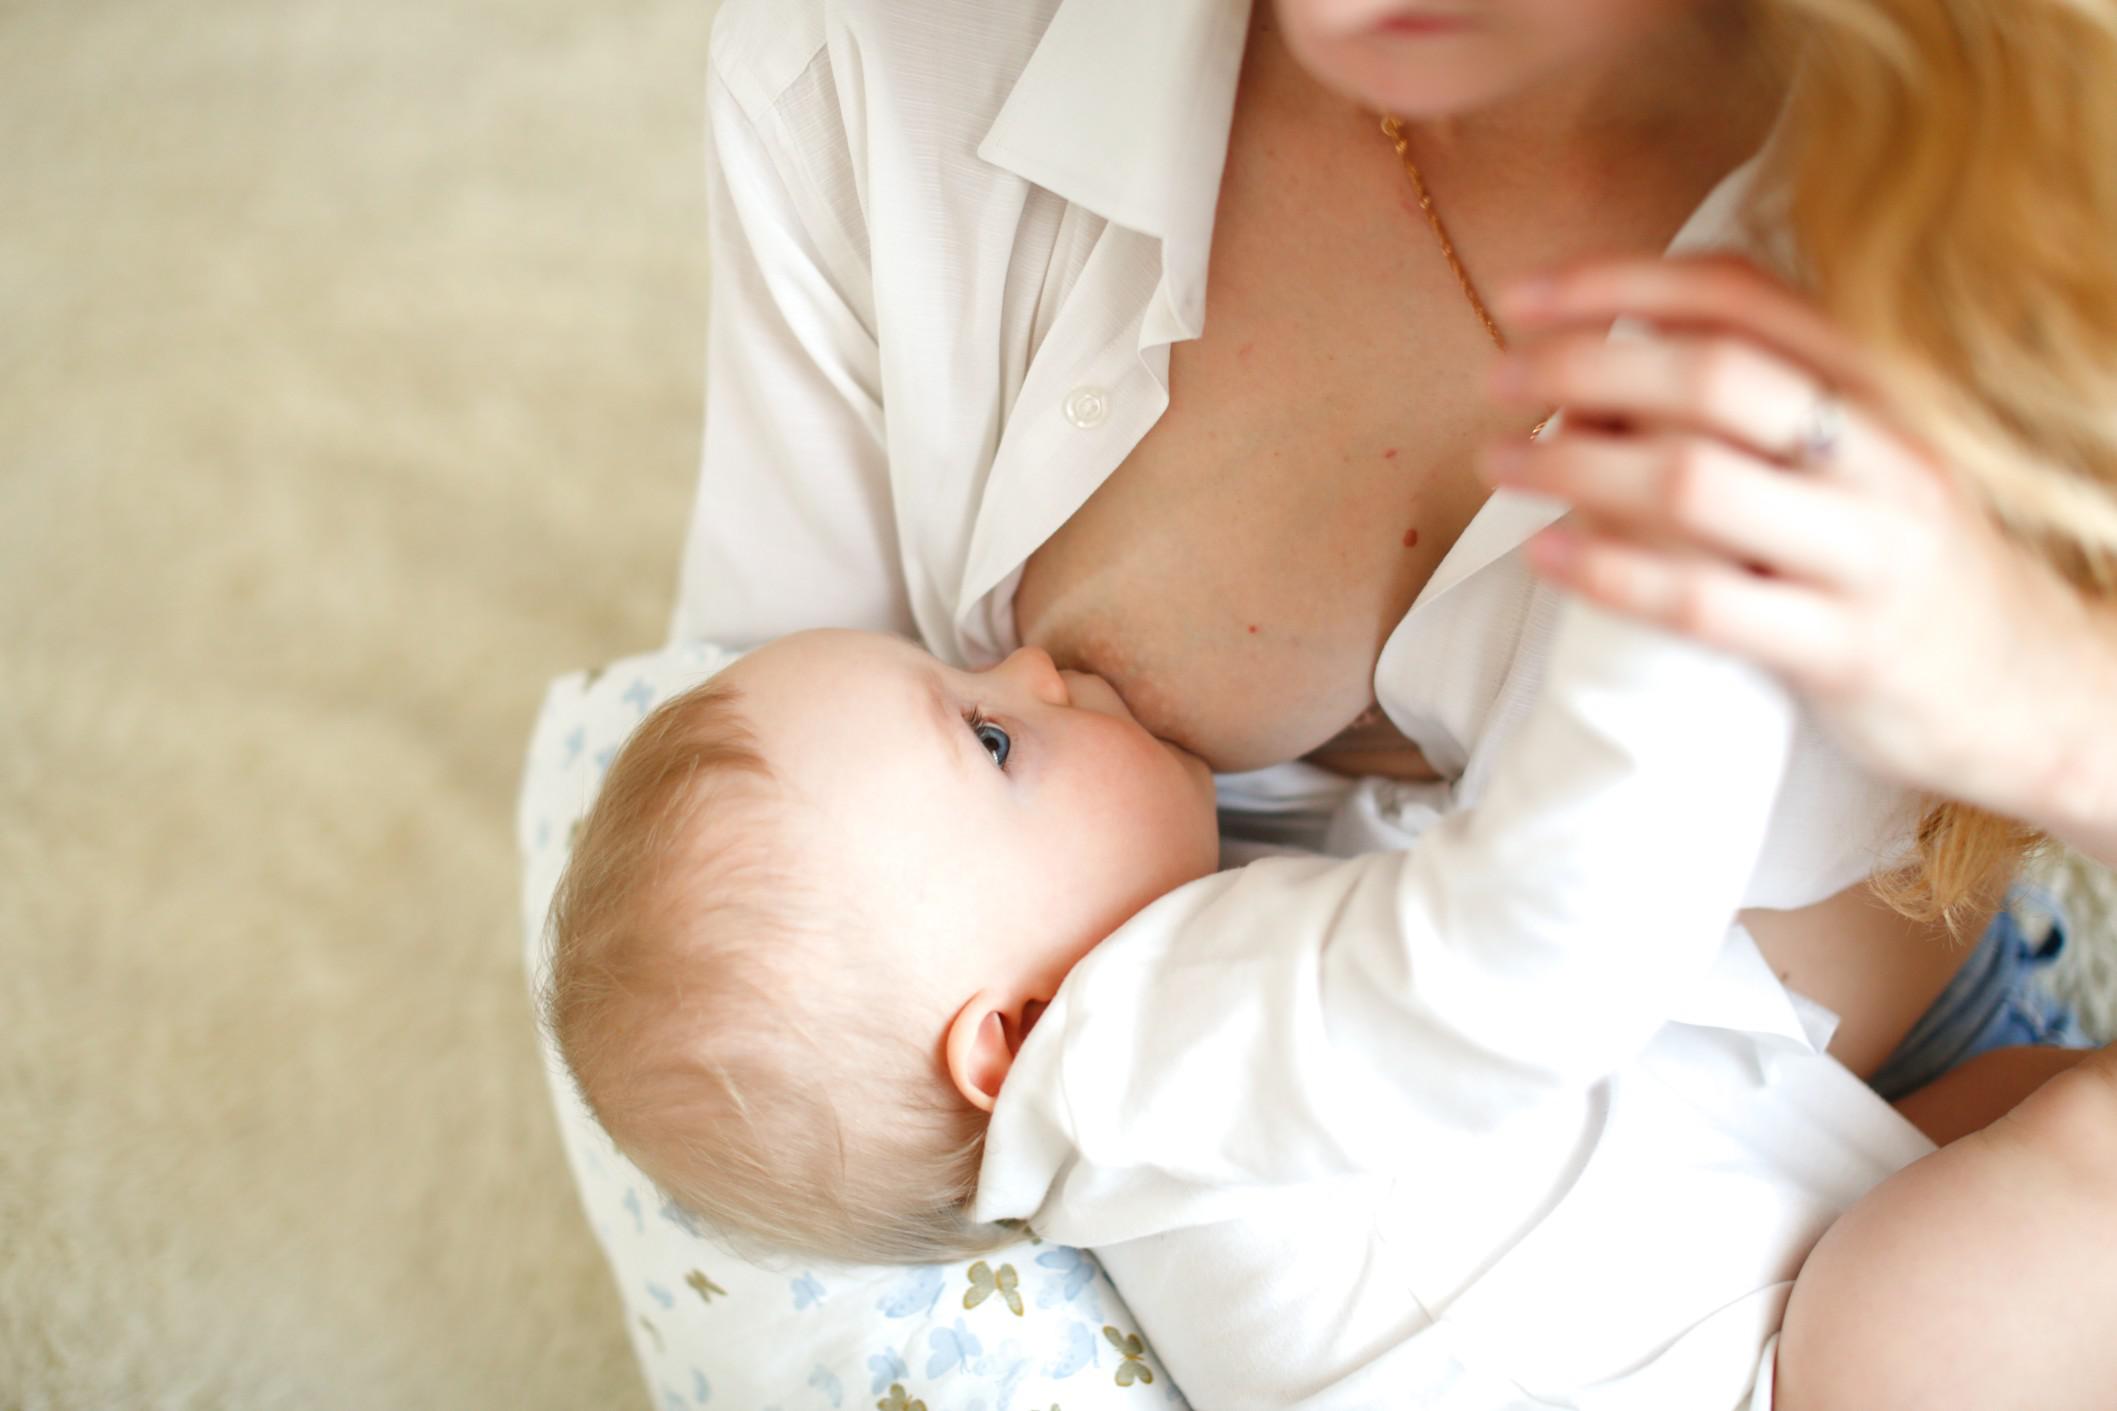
1753,0,2117,926
543,678,1012,1264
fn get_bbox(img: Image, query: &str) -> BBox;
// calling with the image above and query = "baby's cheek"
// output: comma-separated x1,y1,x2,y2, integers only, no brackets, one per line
1149,765,1219,879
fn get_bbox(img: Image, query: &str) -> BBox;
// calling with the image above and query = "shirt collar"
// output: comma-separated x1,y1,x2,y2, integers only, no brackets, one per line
976,0,1250,338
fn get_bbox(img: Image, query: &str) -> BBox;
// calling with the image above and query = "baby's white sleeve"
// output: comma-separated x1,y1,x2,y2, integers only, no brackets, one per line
1323,592,1798,1125
978,594,1795,1235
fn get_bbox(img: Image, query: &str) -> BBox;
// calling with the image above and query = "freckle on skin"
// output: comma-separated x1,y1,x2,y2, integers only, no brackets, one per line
1247,624,1259,634
1237,342,1255,361
1402,527,1420,549
1383,448,1398,460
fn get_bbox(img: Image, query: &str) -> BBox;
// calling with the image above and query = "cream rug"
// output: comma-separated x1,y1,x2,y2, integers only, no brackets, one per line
3,0,712,1404
2,1,2111,1407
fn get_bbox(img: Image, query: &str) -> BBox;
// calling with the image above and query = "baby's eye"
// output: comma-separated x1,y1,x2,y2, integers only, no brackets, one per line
968,711,1011,769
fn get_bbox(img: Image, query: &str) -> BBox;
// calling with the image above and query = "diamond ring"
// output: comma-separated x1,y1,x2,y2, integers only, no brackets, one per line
1794,388,1845,469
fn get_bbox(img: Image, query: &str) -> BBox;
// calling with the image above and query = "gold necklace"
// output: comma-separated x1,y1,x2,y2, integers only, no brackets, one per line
1379,114,1554,441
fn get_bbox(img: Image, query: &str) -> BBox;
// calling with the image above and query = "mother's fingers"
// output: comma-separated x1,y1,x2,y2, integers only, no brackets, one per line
1528,524,1859,693
1493,330,1899,494
1485,430,1883,593
1497,253,1884,405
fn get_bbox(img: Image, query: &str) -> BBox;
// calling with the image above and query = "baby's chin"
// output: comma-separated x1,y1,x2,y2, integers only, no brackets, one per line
1163,738,1221,811
1164,748,1225,876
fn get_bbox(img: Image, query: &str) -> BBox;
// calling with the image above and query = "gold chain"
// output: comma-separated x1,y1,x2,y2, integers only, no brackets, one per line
1379,114,1553,442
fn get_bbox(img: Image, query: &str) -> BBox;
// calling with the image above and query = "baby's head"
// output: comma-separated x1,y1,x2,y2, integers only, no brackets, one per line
545,629,1219,1262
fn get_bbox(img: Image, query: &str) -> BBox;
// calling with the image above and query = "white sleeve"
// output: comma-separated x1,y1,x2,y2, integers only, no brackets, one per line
1322,595,1796,1119
977,596,1797,1239
669,63,915,648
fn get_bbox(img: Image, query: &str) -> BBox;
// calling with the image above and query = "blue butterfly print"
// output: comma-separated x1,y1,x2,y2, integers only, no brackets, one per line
806,1364,843,1407
971,1343,1029,1411
876,1265,944,1318
791,1272,826,1310
868,1350,909,1394
622,678,656,715
926,1318,982,1378
1034,1247,1097,1306
1045,1321,1096,1379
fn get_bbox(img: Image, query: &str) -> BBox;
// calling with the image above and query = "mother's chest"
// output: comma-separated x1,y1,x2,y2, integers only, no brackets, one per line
1005,176,1524,771
1011,86,1567,767
1013,319,1499,770
886,132,1542,769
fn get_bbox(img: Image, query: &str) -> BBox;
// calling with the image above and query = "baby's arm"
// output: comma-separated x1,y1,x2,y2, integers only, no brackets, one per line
991,588,1802,1216
1319,585,1798,1120
1775,1042,2117,1411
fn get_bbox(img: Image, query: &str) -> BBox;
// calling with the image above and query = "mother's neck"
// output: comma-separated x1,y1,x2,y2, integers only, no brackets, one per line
1413,3,1781,179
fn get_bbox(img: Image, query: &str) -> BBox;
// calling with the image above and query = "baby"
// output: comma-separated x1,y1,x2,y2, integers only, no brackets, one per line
545,625,2110,1409
546,628,1221,1262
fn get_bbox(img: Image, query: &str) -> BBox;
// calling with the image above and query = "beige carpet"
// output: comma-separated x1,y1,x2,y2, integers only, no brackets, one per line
2,0,714,1405
4,2,2113,1408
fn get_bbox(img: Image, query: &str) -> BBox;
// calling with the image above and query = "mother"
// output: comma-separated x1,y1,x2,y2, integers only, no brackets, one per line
678,0,1981,1075
652,0,2117,1400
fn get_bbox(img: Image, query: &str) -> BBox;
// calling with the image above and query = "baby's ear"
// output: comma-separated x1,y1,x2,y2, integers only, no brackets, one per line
944,990,1019,1112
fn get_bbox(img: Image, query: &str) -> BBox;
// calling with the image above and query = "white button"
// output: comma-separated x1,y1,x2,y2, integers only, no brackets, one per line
1062,386,1109,429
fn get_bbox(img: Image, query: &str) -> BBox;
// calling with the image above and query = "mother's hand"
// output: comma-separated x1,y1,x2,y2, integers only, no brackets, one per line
1475,253,2117,862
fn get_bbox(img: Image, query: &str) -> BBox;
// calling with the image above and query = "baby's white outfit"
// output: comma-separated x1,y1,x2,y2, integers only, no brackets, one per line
973,596,1938,1410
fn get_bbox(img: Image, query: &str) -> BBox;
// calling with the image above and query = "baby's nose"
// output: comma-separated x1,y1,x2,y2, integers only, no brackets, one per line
1000,646,1070,706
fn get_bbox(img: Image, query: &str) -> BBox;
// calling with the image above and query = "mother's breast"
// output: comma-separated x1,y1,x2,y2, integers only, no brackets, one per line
1016,552,1377,774
1012,426,1485,776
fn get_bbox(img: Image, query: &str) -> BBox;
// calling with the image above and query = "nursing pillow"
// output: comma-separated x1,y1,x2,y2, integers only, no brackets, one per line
517,641,1181,1410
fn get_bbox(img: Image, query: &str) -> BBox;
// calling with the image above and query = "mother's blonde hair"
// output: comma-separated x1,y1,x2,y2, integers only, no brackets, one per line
1756,0,2117,924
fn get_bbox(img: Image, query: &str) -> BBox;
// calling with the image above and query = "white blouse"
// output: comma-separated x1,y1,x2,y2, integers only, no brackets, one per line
673,0,1914,912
